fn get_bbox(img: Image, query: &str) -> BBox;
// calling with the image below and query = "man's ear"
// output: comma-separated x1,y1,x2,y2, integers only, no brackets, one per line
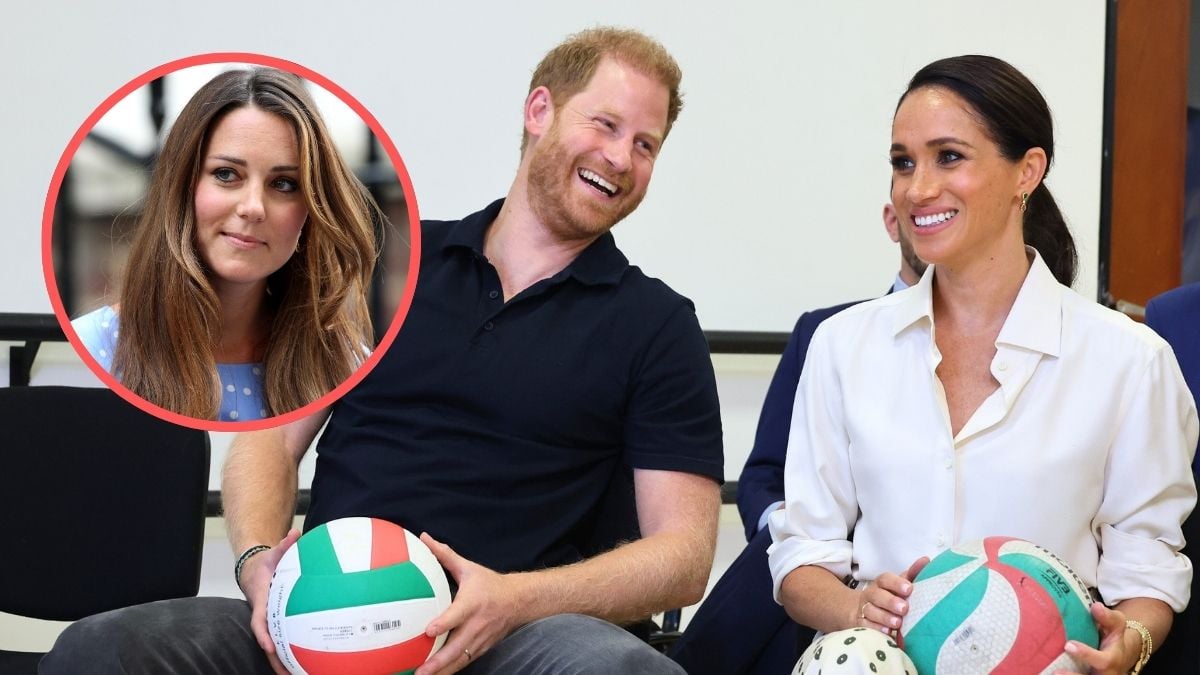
882,203,901,244
524,86,555,141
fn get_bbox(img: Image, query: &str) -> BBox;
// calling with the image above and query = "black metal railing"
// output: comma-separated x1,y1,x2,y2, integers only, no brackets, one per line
2,312,764,514
2,313,66,386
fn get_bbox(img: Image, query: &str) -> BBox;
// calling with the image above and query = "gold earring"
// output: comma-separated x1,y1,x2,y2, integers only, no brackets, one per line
1020,192,1030,213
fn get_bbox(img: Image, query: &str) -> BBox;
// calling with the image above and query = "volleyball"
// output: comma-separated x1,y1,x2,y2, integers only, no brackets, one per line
794,627,916,674
267,517,452,675
900,536,1098,674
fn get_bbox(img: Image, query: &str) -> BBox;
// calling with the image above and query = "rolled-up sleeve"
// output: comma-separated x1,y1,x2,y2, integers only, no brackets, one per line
1095,344,1198,611
767,323,858,601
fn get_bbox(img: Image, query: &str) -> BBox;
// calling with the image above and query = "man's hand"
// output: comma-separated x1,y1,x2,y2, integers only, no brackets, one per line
414,533,529,675
242,528,301,675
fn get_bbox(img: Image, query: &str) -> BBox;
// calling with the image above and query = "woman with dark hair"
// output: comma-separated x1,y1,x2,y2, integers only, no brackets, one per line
72,67,381,421
769,55,1196,673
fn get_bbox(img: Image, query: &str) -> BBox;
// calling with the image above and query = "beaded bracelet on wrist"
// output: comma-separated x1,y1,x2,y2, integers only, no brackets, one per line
234,544,272,591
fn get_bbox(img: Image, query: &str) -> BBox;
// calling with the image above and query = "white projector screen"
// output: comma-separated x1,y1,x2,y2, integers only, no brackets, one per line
4,1,1106,332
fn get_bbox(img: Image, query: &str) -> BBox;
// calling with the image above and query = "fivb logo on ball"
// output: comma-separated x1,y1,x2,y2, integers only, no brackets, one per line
268,517,452,675
900,536,1099,675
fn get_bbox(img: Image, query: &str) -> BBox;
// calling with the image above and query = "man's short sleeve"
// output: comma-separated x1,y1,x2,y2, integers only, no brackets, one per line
622,302,724,481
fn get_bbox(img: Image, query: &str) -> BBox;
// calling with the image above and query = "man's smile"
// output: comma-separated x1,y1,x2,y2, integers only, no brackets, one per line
578,168,619,197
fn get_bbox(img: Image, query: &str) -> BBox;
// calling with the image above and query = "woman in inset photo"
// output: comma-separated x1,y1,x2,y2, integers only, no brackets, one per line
70,67,384,421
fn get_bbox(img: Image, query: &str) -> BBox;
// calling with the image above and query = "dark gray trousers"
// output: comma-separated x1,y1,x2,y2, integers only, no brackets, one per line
38,597,684,674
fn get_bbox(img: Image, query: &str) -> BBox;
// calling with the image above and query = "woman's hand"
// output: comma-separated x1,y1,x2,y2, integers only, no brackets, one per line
853,556,929,634
1057,602,1139,675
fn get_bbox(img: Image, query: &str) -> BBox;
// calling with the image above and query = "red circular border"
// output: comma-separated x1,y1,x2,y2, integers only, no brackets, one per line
41,52,421,432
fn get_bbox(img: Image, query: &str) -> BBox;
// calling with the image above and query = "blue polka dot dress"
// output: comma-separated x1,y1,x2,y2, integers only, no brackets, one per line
216,363,268,421
72,305,269,421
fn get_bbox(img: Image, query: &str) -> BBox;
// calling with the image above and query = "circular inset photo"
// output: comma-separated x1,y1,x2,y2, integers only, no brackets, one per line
43,53,419,430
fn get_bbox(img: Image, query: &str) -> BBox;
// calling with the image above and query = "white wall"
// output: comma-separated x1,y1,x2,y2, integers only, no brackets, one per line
6,1,1106,332
0,0,1113,651
2,1,1107,477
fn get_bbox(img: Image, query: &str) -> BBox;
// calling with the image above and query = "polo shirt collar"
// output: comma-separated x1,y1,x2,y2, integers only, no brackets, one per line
442,198,629,286
564,231,629,286
891,246,1063,358
442,198,504,254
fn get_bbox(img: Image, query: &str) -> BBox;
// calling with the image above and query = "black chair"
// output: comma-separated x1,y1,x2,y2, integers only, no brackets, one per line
0,386,209,673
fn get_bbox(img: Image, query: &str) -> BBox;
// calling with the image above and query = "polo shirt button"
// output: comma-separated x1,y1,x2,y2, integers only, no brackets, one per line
936,534,946,547
484,321,494,331
997,361,1008,371
489,290,499,299
943,457,953,469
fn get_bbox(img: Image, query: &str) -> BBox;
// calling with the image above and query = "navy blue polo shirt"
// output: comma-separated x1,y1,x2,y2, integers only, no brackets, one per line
305,199,723,573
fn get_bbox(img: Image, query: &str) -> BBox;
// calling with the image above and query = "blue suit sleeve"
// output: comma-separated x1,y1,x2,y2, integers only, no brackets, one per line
736,301,862,541
1146,284,1200,462
1143,284,1200,675
736,313,817,540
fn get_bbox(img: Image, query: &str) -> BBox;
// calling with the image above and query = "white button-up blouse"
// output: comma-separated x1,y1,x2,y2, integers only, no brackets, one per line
768,251,1198,611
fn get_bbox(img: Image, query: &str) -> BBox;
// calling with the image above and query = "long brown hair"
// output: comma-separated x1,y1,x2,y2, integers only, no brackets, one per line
115,67,380,419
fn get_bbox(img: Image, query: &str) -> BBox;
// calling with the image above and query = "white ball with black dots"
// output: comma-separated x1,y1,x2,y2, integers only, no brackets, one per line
794,627,916,674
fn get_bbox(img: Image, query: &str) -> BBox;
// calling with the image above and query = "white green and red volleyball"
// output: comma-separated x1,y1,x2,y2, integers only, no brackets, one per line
900,536,1099,674
267,517,452,675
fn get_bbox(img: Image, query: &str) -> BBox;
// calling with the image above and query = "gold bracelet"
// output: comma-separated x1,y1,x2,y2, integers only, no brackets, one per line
1125,619,1152,675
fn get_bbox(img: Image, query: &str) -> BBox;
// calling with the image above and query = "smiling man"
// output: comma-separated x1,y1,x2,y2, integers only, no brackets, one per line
42,27,722,675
